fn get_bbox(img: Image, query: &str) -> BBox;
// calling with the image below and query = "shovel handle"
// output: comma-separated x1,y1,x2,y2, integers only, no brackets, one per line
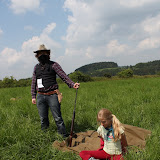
69,88,78,147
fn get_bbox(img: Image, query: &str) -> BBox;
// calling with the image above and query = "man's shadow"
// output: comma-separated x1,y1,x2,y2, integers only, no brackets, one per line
65,118,96,135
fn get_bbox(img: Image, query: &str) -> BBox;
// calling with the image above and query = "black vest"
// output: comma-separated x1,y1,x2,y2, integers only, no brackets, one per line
35,61,57,89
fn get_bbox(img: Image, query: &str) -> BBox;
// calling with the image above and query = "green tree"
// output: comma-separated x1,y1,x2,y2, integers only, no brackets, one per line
69,71,93,82
2,76,16,88
117,69,133,78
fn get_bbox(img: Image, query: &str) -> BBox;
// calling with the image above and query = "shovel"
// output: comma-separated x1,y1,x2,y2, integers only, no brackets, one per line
68,88,78,147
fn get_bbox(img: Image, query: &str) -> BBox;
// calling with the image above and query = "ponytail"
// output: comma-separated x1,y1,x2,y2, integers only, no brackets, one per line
112,114,124,142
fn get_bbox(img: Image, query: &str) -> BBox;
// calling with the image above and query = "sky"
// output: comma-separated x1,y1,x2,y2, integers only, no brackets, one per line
0,0,160,80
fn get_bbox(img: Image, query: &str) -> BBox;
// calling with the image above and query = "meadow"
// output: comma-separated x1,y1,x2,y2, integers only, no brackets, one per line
0,77,160,160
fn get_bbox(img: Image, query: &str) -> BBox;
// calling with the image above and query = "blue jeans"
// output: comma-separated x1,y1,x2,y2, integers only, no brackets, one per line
37,93,67,137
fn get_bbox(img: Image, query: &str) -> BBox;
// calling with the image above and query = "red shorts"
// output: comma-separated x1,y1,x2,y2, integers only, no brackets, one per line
79,150,123,160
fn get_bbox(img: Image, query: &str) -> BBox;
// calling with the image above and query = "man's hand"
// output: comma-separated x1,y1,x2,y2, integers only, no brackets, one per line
32,98,36,104
73,82,80,89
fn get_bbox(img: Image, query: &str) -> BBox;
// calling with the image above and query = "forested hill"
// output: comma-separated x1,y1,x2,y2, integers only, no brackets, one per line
75,60,160,76
75,62,118,73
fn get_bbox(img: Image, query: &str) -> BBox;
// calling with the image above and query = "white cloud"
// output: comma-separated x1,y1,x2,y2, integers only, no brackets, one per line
85,47,94,59
106,40,129,57
21,22,62,56
130,13,160,50
62,0,160,70
138,37,160,50
85,52,93,59
64,0,109,55
1,48,21,65
21,36,41,54
42,23,56,35
9,0,42,14
120,0,159,8
142,14,160,36
129,14,160,41
0,22,62,79
63,0,131,60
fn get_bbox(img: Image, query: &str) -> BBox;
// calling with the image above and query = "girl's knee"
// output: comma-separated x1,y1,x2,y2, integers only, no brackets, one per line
79,150,86,157
79,150,90,159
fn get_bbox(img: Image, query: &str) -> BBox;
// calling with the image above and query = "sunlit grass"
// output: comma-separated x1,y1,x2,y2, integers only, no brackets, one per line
0,77,160,159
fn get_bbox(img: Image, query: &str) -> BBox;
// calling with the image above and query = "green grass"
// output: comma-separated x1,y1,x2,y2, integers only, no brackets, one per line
0,77,160,159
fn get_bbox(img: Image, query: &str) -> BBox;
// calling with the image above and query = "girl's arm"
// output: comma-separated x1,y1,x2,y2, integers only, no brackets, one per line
97,137,104,151
121,133,128,155
97,135,104,151
97,126,104,150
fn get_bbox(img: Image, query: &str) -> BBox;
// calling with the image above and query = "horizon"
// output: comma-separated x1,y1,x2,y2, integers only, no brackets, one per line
1,58,160,80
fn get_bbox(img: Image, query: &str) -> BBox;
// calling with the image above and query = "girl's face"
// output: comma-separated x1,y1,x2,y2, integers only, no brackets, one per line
100,119,112,128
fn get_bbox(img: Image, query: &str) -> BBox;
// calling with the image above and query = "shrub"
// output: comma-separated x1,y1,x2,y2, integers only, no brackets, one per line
104,73,112,78
69,71,93,82
2,76,16,88
0,77,32,88
117,69,133,78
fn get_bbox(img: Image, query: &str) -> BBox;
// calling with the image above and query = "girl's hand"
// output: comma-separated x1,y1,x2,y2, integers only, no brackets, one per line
121,133,128,155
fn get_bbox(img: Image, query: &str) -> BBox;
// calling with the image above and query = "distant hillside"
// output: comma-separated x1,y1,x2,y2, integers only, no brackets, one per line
132,60,160,75
75,62,118,76
75,60,160,77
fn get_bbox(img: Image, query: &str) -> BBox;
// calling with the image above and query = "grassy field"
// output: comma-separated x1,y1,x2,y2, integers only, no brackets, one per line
0,77,160,160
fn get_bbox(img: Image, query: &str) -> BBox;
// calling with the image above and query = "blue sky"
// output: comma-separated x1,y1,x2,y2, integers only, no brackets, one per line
0,0,160,80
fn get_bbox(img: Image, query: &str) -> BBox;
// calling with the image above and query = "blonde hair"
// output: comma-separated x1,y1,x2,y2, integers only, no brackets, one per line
97,108,124,142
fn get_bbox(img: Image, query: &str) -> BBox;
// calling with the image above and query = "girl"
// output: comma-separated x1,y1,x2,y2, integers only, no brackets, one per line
79,108,128,160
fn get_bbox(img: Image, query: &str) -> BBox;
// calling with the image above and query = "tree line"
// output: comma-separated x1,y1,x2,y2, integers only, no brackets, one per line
0,76,32,88
75,60,160,77
0,70,133,88
0,72,93,88
1,60,160,88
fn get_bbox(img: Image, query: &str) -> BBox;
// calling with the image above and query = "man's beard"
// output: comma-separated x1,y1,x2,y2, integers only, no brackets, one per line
38,55,50,65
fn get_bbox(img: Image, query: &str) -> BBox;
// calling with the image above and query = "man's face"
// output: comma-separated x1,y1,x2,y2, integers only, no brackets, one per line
36,51,50,64
37,51,49,58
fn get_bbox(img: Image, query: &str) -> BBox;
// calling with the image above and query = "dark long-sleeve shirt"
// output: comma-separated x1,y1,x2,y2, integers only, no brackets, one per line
31,62,75,99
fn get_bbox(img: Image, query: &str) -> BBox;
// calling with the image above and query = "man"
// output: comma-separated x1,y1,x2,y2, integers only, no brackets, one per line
31,44,80,138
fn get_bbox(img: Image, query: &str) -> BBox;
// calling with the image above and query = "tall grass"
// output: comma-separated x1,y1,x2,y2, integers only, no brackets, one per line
0,77,160,159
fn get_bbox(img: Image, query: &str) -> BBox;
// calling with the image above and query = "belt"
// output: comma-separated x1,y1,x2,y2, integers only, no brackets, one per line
38,90,57,95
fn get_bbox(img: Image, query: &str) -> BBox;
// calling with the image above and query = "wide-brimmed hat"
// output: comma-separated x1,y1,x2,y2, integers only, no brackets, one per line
34,44,50,53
